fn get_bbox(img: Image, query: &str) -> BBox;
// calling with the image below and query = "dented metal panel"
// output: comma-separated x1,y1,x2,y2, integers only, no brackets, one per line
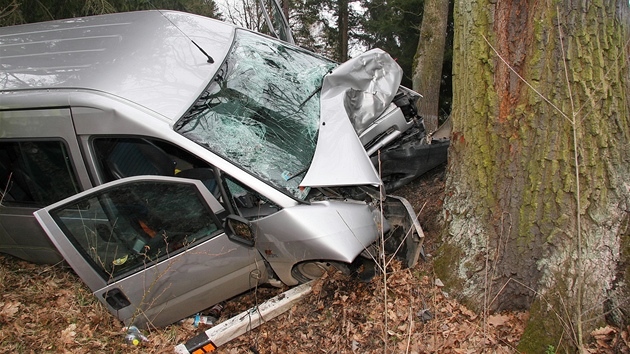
300,49,403,188
252,200,379,285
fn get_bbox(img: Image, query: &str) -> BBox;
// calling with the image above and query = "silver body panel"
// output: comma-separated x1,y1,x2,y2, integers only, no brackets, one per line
0,11,424,328
34,176,266,328
1,11,234,122
253,200,379,286
301,49,403,188
0,108,90,263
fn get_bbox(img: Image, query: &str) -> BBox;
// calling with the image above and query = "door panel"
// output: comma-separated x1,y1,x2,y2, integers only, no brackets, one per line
0,109,91,186
0,213,62,263
34,176,265,328
0,109,90,263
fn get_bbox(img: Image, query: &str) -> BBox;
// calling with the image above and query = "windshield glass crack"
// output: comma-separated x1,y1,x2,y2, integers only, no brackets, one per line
175,30,336,200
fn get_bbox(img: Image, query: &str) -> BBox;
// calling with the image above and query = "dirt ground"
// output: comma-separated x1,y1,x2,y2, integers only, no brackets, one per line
0,164,625,353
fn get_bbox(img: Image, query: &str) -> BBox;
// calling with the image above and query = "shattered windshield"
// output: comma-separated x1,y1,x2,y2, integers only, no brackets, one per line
175,30,336,200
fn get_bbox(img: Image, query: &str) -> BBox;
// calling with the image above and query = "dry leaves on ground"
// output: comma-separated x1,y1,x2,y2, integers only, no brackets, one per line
218,259,529,354
1,165,627,353
2,253,626,353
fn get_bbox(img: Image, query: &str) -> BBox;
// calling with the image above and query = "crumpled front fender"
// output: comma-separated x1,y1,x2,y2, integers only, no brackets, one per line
300,49,402,188
252,200,379,285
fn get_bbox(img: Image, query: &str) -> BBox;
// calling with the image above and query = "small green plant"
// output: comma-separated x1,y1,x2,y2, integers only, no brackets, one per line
546,344,556,354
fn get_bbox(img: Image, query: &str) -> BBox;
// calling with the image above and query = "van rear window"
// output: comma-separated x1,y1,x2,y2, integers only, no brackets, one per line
0,140,80,206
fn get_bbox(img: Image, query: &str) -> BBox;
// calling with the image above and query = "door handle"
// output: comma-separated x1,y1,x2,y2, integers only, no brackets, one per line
103,288,131,310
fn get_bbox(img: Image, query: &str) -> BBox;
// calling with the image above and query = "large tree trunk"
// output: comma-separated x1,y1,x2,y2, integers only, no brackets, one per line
337,0,349,61
438,0,630,351
412,0,449,134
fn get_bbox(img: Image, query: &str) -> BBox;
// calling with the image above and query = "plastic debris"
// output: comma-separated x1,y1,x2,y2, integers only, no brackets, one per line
123,326,149,346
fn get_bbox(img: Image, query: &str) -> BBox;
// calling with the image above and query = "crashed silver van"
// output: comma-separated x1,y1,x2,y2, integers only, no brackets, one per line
0,11,424,328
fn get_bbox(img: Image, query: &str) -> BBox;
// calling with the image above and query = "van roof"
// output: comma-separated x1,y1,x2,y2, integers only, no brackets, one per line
0,11,235,122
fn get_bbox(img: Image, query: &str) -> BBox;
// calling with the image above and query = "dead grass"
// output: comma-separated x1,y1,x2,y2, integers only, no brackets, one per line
222,260,528,353
0,253,527,353
0,165,625,353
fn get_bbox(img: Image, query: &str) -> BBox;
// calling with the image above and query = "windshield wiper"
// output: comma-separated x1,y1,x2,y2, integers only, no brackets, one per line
282,167,309,181
296,86,322,112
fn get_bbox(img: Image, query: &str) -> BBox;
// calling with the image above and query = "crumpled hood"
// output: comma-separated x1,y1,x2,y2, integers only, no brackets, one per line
300,49,403,188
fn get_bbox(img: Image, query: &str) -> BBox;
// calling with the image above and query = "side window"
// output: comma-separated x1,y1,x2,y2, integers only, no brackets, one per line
90,137,278,221
50,181,221,281
92,136,223,206
92,138,179,182
222,174,280,220
0,140,80,206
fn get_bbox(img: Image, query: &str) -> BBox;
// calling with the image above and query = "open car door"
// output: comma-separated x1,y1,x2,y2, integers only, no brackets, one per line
33,176,266,328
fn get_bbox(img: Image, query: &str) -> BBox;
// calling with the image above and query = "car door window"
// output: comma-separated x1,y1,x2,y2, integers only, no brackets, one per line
222,174,280,220
93,138,181,182
91,137,279,221
0,140,80,205
92,136,224,206
49,180,221,281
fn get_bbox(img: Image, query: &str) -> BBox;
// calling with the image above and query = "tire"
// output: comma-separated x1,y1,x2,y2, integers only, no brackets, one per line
291,262,331,283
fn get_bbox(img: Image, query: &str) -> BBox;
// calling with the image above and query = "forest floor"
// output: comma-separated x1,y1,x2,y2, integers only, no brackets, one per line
0,164,626,353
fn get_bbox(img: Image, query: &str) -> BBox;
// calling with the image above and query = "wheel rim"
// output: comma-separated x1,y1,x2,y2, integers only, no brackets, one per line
294,262,329,281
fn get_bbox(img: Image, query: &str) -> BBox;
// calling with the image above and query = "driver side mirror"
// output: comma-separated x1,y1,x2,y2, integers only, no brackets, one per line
224,215,255,247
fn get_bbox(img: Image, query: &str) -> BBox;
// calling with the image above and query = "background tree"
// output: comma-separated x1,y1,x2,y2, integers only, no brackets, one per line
412,0,450,133
290,0,428,78
221,0,265,31
337,0,348,61
357,0,424,87
438,0,630,351
290,0,360,61
285,0,321,51
181,0,222,18
0,0,25,25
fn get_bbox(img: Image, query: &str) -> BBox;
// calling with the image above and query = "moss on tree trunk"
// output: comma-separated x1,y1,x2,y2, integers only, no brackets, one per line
441,0,630,350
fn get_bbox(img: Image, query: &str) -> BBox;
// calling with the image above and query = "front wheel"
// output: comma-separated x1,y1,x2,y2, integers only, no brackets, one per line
291,262,331,284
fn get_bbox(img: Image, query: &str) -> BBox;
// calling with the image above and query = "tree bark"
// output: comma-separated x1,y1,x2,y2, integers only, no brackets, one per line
439,0,630,351
337,0,349,62
413,0,449,134
282,0,289,23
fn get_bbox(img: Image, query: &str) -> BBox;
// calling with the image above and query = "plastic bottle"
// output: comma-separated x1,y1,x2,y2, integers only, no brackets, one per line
179,304,224,328
124,326,149,346
207,303,224,318
192,314,216,327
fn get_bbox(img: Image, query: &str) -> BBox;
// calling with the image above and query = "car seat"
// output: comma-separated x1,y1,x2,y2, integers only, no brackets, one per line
106,139,176,179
